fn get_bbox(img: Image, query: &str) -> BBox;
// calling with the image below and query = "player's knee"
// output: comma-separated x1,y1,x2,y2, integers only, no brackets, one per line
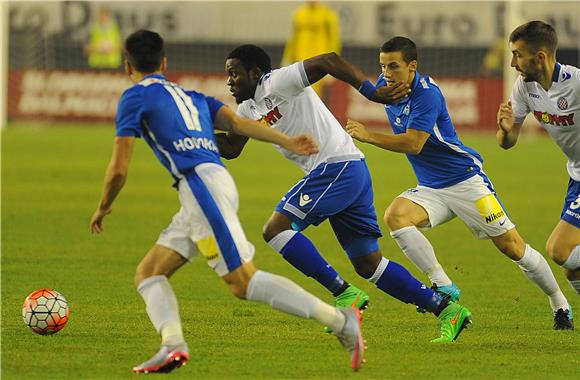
262,222,284,243
384,206,407,230
351,253,381,279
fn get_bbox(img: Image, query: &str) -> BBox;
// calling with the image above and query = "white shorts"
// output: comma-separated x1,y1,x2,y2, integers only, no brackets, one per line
398,174,515,239
156,163,255,276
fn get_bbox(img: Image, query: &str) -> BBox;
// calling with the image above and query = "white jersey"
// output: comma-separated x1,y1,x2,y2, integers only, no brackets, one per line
236,62,363,173
510,63,580,181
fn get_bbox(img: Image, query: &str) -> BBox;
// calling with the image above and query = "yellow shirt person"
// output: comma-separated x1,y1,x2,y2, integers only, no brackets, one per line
85,8,122,69
282,1,341,99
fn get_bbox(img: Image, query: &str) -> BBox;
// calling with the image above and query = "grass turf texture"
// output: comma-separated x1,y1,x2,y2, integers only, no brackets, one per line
2,125,578,379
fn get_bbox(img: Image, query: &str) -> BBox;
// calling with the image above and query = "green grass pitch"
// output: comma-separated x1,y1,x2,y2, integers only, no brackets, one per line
2,125,578,379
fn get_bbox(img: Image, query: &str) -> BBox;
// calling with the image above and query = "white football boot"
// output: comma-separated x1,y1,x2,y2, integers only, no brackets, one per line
132,342,189,374
335,307,365,371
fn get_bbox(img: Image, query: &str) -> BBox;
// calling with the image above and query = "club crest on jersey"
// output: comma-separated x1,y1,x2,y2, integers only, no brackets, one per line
533,110,574,126
557,97,568,110
262,106,283,126
403,104,410,115
265,97,273,110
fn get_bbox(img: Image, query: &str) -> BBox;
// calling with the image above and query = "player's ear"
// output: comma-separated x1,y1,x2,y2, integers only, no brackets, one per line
160,57,168,72
537,50,547,64
250,67,262,81
409,60,418,72
124,59,132,76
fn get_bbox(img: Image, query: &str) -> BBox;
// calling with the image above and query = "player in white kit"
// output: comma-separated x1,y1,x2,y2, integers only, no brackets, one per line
498,21,580,325
219,44,473,343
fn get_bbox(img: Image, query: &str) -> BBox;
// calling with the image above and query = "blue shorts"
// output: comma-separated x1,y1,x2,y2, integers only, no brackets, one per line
561,178,580,227
275,159,382,258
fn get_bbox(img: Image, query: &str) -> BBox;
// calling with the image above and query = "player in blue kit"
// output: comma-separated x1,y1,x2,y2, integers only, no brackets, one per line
346,36,573,330
90,30,367,374
217,44,472,343
498,21,580,320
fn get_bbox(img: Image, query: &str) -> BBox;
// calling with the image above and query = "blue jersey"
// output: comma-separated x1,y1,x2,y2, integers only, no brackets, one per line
377,72,484,188
116,74,225,182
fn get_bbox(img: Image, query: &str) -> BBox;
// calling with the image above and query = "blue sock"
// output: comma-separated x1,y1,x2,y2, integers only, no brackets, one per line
270,231,347,296
372,258,445,314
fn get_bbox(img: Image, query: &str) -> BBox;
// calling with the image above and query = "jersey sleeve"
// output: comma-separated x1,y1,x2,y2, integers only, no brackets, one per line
375,73,387,88
267,62,309,99
407,89,441,133
204,95,225,123
115,87,144,137
509,77,530,124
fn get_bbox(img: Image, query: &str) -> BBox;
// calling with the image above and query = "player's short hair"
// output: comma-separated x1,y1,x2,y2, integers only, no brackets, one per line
227,45,272,73
124,30,165,73
509,21,558,55
380,36,418,64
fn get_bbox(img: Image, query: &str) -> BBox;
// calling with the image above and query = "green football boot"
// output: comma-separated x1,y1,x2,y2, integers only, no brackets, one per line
325,285,369,333
430,302,472,343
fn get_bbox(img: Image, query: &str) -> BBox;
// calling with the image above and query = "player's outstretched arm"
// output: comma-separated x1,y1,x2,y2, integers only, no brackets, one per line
214,106,319,156
302,52,409,104
90,136,135,234
496,101,523,149
346,119,429,154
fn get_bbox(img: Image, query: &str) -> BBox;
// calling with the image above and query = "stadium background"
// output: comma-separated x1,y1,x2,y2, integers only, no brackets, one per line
2,2,580,379
5,1,579,130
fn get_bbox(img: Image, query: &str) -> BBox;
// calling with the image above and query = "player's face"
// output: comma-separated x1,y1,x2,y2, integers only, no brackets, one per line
379,51,416,87
509,40,542,83
225,58,256,104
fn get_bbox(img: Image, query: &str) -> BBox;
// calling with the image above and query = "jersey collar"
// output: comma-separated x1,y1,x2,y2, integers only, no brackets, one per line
551,62,561,83
143,74,165,80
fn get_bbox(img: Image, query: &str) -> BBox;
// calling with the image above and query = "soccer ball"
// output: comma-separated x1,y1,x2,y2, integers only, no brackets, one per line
22,288,69,335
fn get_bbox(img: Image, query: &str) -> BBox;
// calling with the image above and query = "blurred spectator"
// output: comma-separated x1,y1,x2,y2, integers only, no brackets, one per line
85,8,122,70
481,37,505,77
282,1,341,101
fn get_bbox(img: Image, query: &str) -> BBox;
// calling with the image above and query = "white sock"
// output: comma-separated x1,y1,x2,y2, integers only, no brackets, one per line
138,275,185,346
569,280,580,295
515,245,570,311
246,270,345,332
390,226,452,287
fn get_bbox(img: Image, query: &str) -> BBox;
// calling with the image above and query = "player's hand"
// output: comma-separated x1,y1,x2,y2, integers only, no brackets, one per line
497,101,515,132
372,82,410,104
90,206,112,234
345,119,371,143
285,134,319,156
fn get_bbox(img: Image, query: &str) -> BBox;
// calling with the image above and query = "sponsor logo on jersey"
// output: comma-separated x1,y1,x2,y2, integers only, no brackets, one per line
262,106,283,126
299,193,313,207
557,97,568,110
173,137,219,153
562,71,572,81
265,97,273,110
532,111,574,126
475,194,506,224
528,93,540,99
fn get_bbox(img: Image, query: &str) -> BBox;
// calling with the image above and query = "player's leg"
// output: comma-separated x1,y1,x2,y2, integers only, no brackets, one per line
263,211,353,298
263,161,368,305
547,179,580,291
220,261,364,371
385,195,458,298
546,220,580,288
330,162,471,342
491,228,573,329
193,163,364,369
449,174,572,329
133,207,196,374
